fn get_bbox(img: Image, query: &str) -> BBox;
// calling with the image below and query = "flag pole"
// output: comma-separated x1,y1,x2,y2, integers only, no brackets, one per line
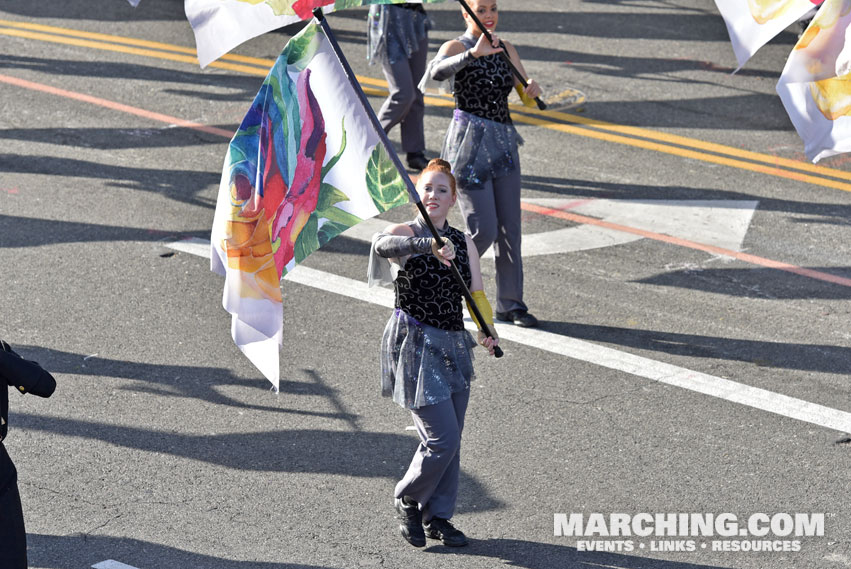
456,0,547,110
313,9,503,358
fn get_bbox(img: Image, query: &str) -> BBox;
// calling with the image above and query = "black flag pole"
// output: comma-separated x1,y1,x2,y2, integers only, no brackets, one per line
313,9,504,358
456,0,547,110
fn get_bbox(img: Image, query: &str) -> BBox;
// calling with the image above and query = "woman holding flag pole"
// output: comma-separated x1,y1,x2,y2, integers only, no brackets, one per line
426,0,542,328
370,158,498,548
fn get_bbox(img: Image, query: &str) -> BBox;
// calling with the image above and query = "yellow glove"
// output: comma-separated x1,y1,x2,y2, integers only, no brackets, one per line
515,82,537,108
466,290,494,329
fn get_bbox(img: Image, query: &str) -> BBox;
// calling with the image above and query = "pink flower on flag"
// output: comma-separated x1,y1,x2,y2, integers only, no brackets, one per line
223,68,326,301
270,68,326,270
291,0,335,20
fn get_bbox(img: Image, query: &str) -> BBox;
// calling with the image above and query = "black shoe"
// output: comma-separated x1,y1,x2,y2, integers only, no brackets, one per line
495,309,539,328
395,497,426,547
406,152,429,171
424,517,468,547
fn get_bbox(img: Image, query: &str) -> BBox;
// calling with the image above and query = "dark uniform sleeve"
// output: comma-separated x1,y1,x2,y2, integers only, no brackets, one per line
0,341,56,398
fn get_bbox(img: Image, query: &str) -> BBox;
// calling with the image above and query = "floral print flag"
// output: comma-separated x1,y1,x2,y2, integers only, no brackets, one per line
713,0,822,70
776,0,851,161
210,22,409,388
184,0,448,68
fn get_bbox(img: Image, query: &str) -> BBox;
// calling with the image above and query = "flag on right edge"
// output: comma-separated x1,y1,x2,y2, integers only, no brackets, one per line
777,0,851,162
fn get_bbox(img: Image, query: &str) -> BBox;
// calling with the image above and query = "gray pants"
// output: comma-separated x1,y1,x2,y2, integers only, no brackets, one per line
394,389,469,522
377,36,427,154
456,166,527,314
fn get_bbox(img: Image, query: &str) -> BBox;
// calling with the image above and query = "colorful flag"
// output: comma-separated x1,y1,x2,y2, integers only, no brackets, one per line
713,0,820,70
185,0,449,68
210,22,410,388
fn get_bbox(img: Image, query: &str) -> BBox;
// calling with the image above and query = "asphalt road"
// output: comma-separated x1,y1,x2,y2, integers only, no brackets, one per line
1,1,850,568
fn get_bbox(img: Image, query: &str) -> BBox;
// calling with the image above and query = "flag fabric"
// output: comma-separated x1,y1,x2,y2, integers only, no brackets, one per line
185,0,449,68
776,76,851,161
210,21,410,388
784,0,851,83
713,0,820,70
776,0,851,162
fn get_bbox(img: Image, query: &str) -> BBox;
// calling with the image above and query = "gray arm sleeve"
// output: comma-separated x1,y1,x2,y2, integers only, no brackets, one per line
430,50,474,81
374,234,433,258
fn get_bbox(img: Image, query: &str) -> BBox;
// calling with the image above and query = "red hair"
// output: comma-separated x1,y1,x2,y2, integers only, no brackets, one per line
419,158,457,196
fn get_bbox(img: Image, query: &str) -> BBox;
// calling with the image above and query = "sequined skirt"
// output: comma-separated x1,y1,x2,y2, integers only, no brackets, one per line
367,5,430,65
441,109,522,191
381,308,475,409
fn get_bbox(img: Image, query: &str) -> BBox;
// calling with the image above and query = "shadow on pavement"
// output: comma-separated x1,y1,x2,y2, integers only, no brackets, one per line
0,55,261,101
1,0,184,22
518,175,851,227
0,154,219,208
0,126,228,150
539,321,851,375
28,532,331,569
15,412,505,514
431,537,733,569
11,346,360,424
637,267,851,300
0,214,206,248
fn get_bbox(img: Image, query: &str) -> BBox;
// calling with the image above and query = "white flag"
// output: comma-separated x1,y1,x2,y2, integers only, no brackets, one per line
184,0,446,68
776,0,851,162
714,0,819,69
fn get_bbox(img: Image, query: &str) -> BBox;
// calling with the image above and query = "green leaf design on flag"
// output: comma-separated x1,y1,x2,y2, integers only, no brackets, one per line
366,143,409,212
284,22,320,69
316,183,350,212
321,118,347,179
332,0,368,9
318,220,352,246
316,202,363,227
264,0,298,16
293,213,320,265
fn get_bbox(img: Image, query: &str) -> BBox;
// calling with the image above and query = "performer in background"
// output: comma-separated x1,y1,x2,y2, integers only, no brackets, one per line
369,158,498,548
426,0,542,327
0,340,56,569
367,2,432,171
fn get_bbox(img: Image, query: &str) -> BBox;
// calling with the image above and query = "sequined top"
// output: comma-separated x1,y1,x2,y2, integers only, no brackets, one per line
394,218,471,331
453,32,514,123
379,219,476,409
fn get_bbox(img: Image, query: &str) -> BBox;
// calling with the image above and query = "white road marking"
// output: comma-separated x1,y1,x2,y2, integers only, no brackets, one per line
168,238,851,434
161,236,211,257
92,561,141,569
523,198,760,253
335,199,759,258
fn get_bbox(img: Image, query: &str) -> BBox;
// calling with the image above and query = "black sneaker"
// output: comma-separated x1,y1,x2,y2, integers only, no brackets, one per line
406,152,429,171
395,497,425,547
495,309,539,328
424,517,468,547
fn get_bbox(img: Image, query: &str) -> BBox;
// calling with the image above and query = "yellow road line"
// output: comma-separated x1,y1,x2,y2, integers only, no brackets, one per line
3,19,851,192
511,113,851,193
0,26,272,76
515,106,851,183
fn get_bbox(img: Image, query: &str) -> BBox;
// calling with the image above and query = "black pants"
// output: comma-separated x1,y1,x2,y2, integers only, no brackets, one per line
0,450,26,569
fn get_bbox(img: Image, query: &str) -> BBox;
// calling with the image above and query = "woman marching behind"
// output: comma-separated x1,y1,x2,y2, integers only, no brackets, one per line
370,158,498,548
425,0,542,328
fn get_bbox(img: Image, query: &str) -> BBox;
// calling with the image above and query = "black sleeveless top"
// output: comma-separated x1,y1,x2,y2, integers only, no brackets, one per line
453,32,514,124
395,221,472,331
